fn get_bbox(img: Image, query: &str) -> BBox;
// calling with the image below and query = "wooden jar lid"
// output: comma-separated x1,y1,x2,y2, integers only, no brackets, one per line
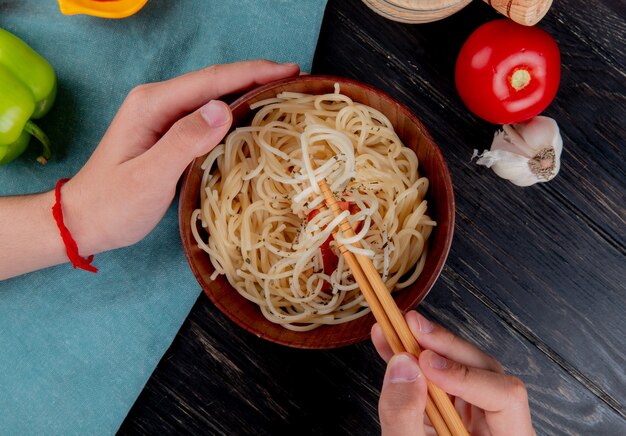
363,0,554,25
362,0,472,24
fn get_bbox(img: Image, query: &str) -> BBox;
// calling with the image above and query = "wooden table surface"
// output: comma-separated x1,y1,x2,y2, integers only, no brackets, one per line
119,1,626,434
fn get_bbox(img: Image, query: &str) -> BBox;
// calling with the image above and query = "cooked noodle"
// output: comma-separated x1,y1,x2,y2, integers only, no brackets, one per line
192,85,435,331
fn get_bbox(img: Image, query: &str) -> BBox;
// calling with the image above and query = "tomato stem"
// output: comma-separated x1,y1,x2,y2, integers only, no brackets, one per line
510,68,531,91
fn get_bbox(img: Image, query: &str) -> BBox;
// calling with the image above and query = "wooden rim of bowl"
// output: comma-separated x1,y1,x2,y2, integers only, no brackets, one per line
362,0,472,23
179,75,455,348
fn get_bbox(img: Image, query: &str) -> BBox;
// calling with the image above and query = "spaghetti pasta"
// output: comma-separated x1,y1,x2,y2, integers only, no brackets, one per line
192,85,435,331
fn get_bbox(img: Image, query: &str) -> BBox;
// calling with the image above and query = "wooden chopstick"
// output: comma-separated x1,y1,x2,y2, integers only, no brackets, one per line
316,179,468,436
315,201,450,436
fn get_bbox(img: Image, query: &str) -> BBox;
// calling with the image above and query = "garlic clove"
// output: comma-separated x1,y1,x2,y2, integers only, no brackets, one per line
513,116,563,156
490,124,535,158
475,149,539,186
474,116,563,187
519,116,563,178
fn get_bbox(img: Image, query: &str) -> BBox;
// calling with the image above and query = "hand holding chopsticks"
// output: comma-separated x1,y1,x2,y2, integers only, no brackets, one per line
316,179,468,436
373,313,536,436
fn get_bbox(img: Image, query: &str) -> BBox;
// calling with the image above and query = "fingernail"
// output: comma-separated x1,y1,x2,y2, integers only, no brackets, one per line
281,62,299,68
417,314,434,333
429,353,449,370
200,100,230,128
389,354,421,384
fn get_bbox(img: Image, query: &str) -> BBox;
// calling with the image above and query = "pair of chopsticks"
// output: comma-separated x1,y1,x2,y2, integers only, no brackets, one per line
316,179,468,436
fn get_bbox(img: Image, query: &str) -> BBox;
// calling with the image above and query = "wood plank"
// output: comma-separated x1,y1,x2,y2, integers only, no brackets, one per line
423,277,626,435
120,284,626,435
314,0,626,244
312,0,626,411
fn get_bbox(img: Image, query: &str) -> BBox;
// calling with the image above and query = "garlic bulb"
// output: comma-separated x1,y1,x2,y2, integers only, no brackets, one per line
473,116,563,187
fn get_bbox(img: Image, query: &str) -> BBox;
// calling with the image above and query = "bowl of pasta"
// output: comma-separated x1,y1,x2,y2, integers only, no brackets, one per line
179,75,454,348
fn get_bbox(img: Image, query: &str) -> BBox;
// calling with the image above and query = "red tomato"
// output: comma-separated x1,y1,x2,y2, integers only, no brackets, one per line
307,201,359,287
455,19,560,124
319,237,338,276
307,209,319,222
307,201,351,222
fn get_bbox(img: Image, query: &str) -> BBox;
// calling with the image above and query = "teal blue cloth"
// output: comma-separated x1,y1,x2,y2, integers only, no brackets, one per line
0,1,326,434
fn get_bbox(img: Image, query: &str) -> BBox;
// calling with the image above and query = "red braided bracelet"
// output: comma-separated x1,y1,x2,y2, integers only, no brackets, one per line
51,178,98,273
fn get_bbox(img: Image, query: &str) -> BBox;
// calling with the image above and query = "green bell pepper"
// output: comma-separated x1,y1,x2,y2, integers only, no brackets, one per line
0,28,57,165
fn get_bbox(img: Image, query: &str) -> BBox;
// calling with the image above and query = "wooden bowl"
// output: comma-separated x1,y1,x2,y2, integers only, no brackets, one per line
361,0,472,24
179,76,455,349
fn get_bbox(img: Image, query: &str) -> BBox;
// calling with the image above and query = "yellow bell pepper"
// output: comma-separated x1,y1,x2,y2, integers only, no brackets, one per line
57,0,149,19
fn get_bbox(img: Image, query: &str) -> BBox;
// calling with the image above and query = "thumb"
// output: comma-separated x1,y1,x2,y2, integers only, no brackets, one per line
142,99,232,180
378,353,428,436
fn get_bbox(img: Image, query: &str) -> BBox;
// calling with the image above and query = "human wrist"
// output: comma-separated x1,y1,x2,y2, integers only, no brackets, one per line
0,191,69,279
59,178,107,256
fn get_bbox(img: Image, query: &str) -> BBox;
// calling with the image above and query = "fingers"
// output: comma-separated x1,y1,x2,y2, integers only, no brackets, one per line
419,350,534,434
135,99,232,182
121,60,300,133
406,311,504,373
372,312,502,373
372,323,394,363
379,353,428,436
372,312,533,435
100,60,299,162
